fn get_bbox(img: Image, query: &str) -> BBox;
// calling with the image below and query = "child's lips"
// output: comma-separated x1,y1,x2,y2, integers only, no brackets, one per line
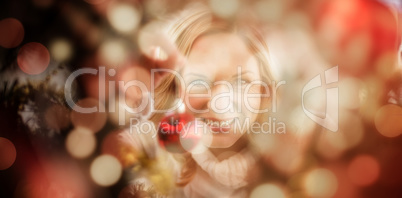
201,117,235,133
209,125,231,133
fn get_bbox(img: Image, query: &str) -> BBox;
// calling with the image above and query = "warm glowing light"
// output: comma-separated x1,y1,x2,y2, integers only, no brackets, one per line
137,22,174,62
339,78,365,109
49,38,72,62
316,137,343,160
0,137,17,170
66,128,96,159
119,65,151,101
250,183,287,198
17,42,50,75
108,98,134,126
180,120,205,154
253,0,283,22
271,150,305,175
343,32,372,74
14,158,90,198
347,155,380,186
90,155,122,186
70,98,107,133
101,130,139,168
304,168,338,197
209,0,239,18
44,104,70,131
99,40,128,66
287,173,305,190
359,77,383,122
317,110,364,159
288,108,316,136
374,104,402,138
144,0,167,17
107,3,141,34
0,18,24,48
375,52,397,80
251,133,278,154
336,111,364,149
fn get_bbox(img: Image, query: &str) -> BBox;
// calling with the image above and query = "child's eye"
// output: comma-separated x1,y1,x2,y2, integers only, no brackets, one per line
234,78,250,86
190,79,208,86
188,79,210,93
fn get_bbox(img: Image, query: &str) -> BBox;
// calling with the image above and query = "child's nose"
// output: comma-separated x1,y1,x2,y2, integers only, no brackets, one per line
208,83,234,114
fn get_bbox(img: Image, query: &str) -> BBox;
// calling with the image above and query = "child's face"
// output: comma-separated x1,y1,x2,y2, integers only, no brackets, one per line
181,32,263,148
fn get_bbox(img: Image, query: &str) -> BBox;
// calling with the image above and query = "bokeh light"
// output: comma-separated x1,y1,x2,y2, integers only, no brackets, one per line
374,104,402,137
271,150,305,175
0,18,24,48
316,110,364,160
0,137,17,170
99,40,128,67
90,155,122,187
44,104,71,131
14,158,90,198
144,0,168,17
316,0,398,77
0,0,401,197
359,76,384,122
374,52,397,80
253,0,283,22
251,132,278,154
180,120,204,154
81,65,117,102
209,0,239,18
17,42,50,75
118,65,151,101
347,155,380,186
304,168,338,197
323,164,359,198
343,32,372,75
70,98,107,133
108,98,137,126
339,78,366,109
49,38,73,62
107,3,141,34
101,130,139,168
250,183,287,198
66,127,96,159
137,22,175,62
288,108,316,136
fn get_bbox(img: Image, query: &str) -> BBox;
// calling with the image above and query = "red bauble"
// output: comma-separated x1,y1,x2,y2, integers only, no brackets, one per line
158,112,196,153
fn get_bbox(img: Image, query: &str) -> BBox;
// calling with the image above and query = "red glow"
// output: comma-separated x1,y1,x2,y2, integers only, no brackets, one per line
0,18,24,48
0,137,17,170
316,0,398,77
101,130,138,168
17,42,50,75
347,155,380,186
